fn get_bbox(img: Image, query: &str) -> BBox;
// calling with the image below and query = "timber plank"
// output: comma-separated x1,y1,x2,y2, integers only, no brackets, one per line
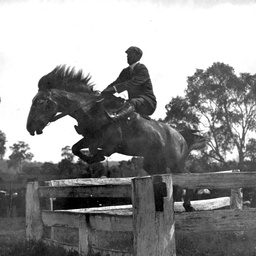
45,177,132,186
41,173,256,197
175,197,230,212
39,184,131,198
173,172,256,189
42,206,133,232
175,208,256,232
42,211,82,228
62,205,133,216
43,238,78,252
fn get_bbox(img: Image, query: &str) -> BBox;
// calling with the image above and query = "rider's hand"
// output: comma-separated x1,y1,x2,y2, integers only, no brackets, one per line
101,86,116,96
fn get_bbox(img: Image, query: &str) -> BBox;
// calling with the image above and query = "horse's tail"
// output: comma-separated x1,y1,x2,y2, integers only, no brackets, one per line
179,128,207,153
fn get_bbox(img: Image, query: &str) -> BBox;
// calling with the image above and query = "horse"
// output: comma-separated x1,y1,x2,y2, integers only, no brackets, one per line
26,65,206,211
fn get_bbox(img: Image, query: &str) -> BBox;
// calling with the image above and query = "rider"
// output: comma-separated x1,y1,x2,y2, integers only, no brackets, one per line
102,46,157,122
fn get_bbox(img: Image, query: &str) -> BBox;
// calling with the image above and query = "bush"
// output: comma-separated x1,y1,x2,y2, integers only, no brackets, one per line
2,240,79,256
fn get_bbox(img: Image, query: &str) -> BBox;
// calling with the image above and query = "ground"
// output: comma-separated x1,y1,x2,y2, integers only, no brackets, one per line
2,217,256,255
176,231,256,256
0,218,26,256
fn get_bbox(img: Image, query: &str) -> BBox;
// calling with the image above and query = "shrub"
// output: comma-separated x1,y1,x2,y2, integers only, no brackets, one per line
3,240,79,256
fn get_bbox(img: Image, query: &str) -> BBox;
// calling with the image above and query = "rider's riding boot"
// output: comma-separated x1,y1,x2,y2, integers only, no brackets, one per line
106,103,135,122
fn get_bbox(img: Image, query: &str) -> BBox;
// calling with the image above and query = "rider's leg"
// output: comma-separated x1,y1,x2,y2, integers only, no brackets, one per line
106,102,135,122
105,97,156,122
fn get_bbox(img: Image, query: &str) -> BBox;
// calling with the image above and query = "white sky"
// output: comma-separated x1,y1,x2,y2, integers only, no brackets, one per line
1,0,256,163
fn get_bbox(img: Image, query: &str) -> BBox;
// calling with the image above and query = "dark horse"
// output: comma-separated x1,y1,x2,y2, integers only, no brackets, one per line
26,65,206,211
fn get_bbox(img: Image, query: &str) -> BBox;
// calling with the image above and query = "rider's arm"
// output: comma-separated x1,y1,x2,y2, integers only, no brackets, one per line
114,64,150,93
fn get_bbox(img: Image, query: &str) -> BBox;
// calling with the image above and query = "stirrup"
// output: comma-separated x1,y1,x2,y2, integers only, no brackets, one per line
105,110,118,122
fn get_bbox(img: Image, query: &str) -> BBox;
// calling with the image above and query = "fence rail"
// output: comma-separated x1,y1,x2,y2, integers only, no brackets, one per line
26,170,254,256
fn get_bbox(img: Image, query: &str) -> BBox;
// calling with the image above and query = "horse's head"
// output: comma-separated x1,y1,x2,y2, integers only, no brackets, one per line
27,65,97,135
27,91,59,135
27,65,126,136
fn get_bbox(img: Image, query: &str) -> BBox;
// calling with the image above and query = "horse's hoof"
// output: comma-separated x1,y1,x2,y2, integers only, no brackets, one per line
183,204,195,212
74,125,83,135
187,207,195,212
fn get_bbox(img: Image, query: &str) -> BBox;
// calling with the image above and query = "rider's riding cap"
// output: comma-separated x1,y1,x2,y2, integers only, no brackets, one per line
125,46,143,58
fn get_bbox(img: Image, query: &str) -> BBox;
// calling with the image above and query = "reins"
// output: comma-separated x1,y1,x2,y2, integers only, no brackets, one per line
50,97,104,122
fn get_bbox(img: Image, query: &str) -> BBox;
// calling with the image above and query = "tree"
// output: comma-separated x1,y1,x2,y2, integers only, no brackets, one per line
61,146,74,162
245,138,256,162
58,159,74,176
40,162,60,175
0,131,7,160
8,141,34,172
164,96,199,130
165,62,256,170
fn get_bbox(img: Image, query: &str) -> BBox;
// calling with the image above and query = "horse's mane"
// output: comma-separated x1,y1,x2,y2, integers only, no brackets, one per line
38,65,95,93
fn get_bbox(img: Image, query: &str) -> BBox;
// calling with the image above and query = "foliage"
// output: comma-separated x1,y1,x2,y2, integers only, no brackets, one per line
58,159,74,176
22,164,42,175
245,138,256,162
0,130,6,160
41,162,60,175
8,141,34,172
164,96,199,130
88,162,106,177
165,62,256,169
61,145,74,162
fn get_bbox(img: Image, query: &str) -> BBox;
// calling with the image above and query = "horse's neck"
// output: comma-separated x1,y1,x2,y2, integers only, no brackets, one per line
50,89,95,127
51,89,87,111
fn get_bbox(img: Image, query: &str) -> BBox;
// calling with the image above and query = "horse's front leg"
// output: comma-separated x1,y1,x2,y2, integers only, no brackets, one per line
72,138,105,164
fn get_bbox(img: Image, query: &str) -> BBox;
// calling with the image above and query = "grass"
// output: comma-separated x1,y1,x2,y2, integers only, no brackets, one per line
176,231,256,256
0,217,79,256
1,240,79,256
2,217,256,255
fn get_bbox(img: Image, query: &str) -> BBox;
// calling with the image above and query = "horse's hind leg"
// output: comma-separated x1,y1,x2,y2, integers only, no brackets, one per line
183,189,195,212
168,161,195,212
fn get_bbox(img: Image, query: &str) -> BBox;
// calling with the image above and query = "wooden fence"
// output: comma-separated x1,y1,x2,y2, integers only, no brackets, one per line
26,171,256,256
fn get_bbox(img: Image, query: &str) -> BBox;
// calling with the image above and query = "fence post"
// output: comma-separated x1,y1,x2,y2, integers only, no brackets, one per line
230,169,243,210
132,174,176,256
45,180,55,241
230,169,244,236
78,216,89,256
26,181,44,241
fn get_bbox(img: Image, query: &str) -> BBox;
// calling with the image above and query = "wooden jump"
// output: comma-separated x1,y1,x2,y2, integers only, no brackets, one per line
26,170,254,256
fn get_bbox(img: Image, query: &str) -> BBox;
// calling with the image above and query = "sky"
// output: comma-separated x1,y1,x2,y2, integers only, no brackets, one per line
1,0,256,163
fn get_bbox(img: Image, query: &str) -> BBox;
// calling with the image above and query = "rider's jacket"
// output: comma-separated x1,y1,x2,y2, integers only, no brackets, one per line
107,63,157,115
